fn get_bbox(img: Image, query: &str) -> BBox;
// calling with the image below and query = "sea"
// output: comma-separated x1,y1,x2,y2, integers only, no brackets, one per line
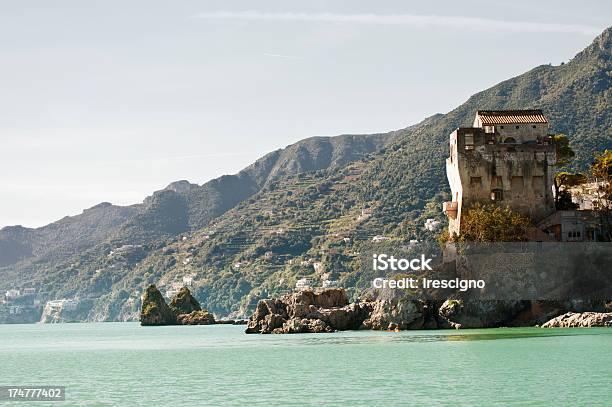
1,323,610,406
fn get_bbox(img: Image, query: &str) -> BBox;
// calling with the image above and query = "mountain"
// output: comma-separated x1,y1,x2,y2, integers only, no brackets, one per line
1,27,610,322
0,203,140,267
109,26,609,319
0,134,391,299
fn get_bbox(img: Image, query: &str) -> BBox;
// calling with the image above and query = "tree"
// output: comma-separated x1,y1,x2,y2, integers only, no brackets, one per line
590,150,612,204
454,204,533,242
590,150,612,240
554,171,587,209
552,134,575,166
551,134,579,207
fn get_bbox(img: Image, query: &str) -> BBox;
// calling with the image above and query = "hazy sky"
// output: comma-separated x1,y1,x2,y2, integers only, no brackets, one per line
1,1,610,228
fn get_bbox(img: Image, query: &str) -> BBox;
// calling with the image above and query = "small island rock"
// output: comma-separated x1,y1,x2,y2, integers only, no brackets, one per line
177,310,216,325
140,284,177,326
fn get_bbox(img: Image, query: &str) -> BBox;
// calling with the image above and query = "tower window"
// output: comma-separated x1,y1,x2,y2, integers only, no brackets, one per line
490,189,503,201
511,176,524,193
464,133,474,150
532,125,537,129
470,177,482,187
515,125,520,129
532,176,544,191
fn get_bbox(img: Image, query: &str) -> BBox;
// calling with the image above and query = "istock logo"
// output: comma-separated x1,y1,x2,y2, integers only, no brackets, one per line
372,253,433,271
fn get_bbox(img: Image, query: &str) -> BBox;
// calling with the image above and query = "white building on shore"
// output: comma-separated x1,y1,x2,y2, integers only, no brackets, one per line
45,299,79,312
295,278,312,290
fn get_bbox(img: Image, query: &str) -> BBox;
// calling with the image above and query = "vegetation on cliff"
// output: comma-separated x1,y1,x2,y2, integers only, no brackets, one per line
169,287,202,315
451,204,533,242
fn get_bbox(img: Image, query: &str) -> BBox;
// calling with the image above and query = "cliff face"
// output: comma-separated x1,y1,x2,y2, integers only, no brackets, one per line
39,301,88,324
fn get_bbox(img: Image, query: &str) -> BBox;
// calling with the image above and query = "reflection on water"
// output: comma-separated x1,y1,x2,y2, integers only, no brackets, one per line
1,323,610,353
268,328,607,348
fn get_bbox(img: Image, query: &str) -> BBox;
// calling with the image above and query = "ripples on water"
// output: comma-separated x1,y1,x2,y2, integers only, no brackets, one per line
1,324,610,406
2,323,604,351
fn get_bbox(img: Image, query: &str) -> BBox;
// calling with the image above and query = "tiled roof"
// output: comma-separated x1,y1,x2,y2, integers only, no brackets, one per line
476,110,548,124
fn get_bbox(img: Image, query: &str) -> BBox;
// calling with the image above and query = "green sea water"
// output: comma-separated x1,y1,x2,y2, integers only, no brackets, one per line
0,323,610,406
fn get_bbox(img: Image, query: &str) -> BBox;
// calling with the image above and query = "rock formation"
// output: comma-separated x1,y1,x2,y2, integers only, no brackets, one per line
541,312,612,328
169,287,202,315
140,285,217,326
245,289,368,334
140,284,609,331
245,288,439,334
244,289,610,333
140,285,177,326
361,298,427,331
437,299,528,329
177,310,216,325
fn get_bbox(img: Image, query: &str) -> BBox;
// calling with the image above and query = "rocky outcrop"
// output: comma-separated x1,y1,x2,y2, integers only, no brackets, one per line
246,289,538,334
169,287,201,315
509,300,606,326
541,312,612,328
245,288,439,334
140,285,177,325
245,289,610,333
245,289,375,334
140,284,217,326
361,298,427,331
438,299,528,329
177,310,215,325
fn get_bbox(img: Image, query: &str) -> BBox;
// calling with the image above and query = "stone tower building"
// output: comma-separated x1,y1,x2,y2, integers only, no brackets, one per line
443,110,556,236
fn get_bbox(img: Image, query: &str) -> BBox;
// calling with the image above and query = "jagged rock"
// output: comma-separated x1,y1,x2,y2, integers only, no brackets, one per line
312,288,349,308
510,300,607,326
245,298,288,333
169,287,201,315
246,289,371,334
283,288,348,320
281,318,308,334
308,318,332,333
361,298,425,330
140,285,177,326
141,285,217,326
245,289,609,333
177,310,215,325
541,312,612,328
438,299,528,328
319,302,373,331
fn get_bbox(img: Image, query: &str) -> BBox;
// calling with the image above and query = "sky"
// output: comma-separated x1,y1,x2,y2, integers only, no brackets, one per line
1,0,610,228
